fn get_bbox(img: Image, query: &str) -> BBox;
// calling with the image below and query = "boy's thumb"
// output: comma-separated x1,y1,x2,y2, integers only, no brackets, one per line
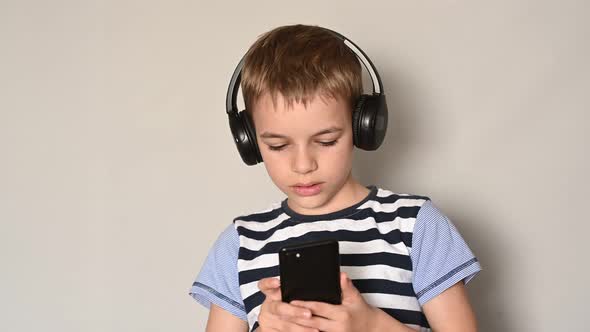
340,272,357,297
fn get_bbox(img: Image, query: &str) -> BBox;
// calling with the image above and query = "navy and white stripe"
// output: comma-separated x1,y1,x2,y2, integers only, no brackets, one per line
235,187,431,331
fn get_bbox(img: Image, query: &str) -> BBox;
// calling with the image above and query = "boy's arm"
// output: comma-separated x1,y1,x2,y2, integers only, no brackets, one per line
420,281,478,331
372,281,477,332
206,303,249,332
407,200,481,331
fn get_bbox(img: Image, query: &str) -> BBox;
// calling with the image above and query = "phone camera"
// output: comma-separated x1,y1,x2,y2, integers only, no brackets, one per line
296,253,301,258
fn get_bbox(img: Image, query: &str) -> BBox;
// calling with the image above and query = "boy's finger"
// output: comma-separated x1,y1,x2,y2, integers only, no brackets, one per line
271,301,312,319
262,288,282,301
258,277,280,291
291,315,331,332
265,317,319,332
290,301,339,320
258,279,282,302
340,272,359,296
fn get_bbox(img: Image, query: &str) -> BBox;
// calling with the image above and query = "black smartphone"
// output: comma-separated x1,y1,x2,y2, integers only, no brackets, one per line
278,239,342,305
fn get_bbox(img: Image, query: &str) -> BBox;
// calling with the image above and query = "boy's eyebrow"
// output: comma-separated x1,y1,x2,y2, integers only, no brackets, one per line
260,127,343,139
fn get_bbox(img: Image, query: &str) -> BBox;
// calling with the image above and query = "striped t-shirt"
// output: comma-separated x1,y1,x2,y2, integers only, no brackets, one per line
189,186,481,331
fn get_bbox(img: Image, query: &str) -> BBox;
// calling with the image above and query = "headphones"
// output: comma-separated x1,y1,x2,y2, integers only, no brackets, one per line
226,27,388,166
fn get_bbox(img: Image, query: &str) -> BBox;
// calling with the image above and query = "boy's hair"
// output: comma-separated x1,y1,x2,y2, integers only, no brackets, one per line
241,24,363,112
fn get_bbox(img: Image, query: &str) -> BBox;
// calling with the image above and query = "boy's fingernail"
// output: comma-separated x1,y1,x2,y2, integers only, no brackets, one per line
301,310,311,318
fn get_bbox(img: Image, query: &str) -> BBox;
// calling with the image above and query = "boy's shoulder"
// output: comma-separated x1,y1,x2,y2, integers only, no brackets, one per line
373,186,431,202
363,186,432,216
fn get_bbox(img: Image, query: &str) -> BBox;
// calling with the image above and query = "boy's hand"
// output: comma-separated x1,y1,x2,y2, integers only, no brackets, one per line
289,272,380,332
257,277,320,332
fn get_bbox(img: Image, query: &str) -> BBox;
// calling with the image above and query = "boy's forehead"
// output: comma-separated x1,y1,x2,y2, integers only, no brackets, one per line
251,92,351,133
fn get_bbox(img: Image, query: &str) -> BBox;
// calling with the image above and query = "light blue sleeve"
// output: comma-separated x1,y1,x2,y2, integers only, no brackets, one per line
188,224,247,320
410,200,482,306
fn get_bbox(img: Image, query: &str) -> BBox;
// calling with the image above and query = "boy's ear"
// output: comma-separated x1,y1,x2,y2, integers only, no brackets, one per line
352,94,388,151
228,110,263,166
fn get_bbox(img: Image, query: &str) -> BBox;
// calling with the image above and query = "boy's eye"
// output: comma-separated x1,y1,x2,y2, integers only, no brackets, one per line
268,144,287,151
267,140,338,151
318,140,338,147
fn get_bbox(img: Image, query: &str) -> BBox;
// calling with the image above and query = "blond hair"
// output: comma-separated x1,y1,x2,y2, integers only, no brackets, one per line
241,24,363,112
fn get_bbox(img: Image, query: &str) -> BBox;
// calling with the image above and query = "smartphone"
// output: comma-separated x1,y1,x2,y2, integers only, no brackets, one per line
278,239,342,305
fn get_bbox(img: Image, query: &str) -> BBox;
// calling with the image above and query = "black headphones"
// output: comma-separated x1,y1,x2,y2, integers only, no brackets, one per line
226,27,388,166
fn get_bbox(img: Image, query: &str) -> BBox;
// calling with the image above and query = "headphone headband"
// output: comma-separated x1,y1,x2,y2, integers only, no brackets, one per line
225,27,383,115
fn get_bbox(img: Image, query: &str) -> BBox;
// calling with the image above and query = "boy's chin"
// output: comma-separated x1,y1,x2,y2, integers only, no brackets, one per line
286,194,333,214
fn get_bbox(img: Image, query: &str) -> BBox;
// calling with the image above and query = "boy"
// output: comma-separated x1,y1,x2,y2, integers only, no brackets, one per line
189,24,481,332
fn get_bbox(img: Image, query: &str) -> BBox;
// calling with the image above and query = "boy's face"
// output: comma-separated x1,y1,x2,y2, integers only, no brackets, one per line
252,93,360,215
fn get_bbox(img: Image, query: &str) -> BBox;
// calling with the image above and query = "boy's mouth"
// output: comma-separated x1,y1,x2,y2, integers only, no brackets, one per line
291,183,323,197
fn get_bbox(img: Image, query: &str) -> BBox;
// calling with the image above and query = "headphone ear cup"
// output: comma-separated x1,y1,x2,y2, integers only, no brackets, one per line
353,94,388,150
352,95,367,148
228,110,262,165
241,111,263,163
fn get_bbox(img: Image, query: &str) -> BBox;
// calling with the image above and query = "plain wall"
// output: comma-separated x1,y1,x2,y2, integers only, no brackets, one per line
1,0,588,331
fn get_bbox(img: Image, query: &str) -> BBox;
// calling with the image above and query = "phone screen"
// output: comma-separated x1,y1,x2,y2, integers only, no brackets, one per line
278,239,341,304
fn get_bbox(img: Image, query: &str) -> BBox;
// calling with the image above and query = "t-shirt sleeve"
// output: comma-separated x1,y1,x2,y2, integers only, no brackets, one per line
410,200,482,306
188,223,247,321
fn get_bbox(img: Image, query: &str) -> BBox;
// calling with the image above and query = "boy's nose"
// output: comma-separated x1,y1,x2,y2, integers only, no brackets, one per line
291,147,318,175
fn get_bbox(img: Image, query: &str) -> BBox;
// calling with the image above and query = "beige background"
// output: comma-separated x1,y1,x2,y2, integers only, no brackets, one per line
1,0,588,331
